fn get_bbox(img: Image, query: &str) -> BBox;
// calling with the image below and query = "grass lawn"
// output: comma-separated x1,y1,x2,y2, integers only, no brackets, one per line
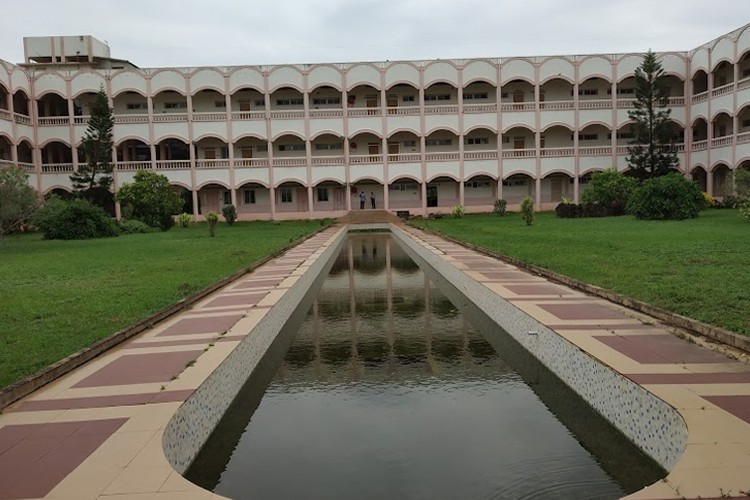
0,220,328,389
413,209,750,337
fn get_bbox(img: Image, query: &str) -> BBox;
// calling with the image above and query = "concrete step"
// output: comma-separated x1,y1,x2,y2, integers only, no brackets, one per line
338,210,403,224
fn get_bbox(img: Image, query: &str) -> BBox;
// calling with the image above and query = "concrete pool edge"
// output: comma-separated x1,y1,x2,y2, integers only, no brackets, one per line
162,224,349,474
389,227,687,465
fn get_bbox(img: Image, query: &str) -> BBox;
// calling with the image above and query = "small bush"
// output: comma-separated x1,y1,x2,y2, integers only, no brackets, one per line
520,197,534,226
702,192,714,207
627,173,707,220
740,200,750,222
34,198,119,240
222,204,237,225
581,168,637,216
555,201,581,218
119,219,157,234
206,211,219,237
451,205,464,218
177,212,192,228
493,199,507,216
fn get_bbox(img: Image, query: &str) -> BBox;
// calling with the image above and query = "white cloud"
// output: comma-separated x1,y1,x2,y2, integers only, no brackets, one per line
1,0,748,67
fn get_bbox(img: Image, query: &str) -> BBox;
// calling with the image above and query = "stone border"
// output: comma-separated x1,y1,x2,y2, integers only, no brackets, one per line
391,224,687,470
163,226,348,473
413,225,750,355
0,224,336,411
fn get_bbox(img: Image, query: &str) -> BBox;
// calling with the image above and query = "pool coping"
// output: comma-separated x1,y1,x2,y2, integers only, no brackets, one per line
0,223,748,499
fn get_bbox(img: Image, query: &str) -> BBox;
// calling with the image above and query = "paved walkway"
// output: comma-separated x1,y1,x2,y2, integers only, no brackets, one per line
0,223,749,499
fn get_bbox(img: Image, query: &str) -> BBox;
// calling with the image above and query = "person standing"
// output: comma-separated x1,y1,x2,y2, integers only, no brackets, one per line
359,191,366,209
370,192,376,209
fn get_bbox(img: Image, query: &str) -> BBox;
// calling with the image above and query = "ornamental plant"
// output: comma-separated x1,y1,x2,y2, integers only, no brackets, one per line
493,199,507,216
520,196,534,225
626,173,706,220
222,203,237,225
206,211,219,237
177,212,192,228
581,168,638,216
451,204,464,218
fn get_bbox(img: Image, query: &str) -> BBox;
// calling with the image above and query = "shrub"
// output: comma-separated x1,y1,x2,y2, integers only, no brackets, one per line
581,168,637,216
520,197,534,226
177,212,192,228
206,211,219,237
119,219,157,234
702,192,714,207
0,165,38,237
34,197,119,240
221,204,237,225
627,173,707,220
555,201,581,218
115,170,183,231
493,199,507,216
451,205,464,218
740,200,750,222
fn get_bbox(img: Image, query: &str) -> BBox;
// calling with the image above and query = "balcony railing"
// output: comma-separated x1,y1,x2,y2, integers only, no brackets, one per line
350,154,382,163
41,163,74,173
616,146,629,155
19,162,35,172
500,102,535,112
463,103,498,114
231,111,265,120
692,91,709,104
73,115,90,125
114,114,149,124
464,151,498,160
692,140,708,151
711,83,734,97
541,147,574,157
311,155,345,165
38,116,70,126
711,136,733,148
424,105,459,115
388,153,422,163
155,160,191,169
668,96,686,106
347,108,380,117
0,109,12,120
193,112,227,122
234,158,269,167
195,159,230,168
579,146,613,156
273,157,306,166
386,106,420,116
739,78,750,91
14,113,31,125
540,101,573,111
581,99,613,110
116,161,152,171
310,109,344,118
738,131,750,144
269,110,305,119
425,152,459,161
502,148,535,158
0,160,14,169
153,113,188,123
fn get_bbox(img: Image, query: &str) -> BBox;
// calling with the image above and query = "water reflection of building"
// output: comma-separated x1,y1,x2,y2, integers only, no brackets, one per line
276,234,512,384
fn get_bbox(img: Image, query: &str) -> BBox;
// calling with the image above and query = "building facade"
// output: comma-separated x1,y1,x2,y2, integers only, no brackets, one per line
1,26,750,219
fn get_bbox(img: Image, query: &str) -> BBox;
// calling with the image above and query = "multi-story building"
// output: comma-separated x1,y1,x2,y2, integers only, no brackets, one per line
1,26,749,219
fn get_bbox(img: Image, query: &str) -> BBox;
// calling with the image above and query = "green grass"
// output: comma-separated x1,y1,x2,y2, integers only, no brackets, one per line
413,210,750,337
0,220,327,389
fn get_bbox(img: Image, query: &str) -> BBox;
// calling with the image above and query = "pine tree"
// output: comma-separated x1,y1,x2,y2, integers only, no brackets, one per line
626,50,679,181
70,85,114,198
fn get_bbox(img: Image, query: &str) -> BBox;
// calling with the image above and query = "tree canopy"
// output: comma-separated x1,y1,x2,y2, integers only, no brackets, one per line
0,165,38,238
115,170,184,231
626,50,680,181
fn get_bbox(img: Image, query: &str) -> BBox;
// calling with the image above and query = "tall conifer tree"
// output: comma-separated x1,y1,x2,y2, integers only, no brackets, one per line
626,50,679,181
70,85,114,199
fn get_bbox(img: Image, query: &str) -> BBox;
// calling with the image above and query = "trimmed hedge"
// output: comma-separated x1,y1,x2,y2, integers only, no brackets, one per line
34,198,119,240
627,173,707,220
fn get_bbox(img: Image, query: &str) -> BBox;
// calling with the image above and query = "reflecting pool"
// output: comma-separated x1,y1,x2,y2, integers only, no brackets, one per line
187,233,663,500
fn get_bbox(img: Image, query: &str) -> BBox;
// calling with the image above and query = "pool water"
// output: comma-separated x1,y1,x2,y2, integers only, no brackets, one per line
186,233,663,499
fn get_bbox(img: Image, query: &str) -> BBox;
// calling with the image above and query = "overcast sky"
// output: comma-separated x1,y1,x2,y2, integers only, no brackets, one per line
2,0,749,68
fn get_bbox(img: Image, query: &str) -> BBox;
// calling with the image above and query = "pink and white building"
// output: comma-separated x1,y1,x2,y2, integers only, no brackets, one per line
1,26,750,219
